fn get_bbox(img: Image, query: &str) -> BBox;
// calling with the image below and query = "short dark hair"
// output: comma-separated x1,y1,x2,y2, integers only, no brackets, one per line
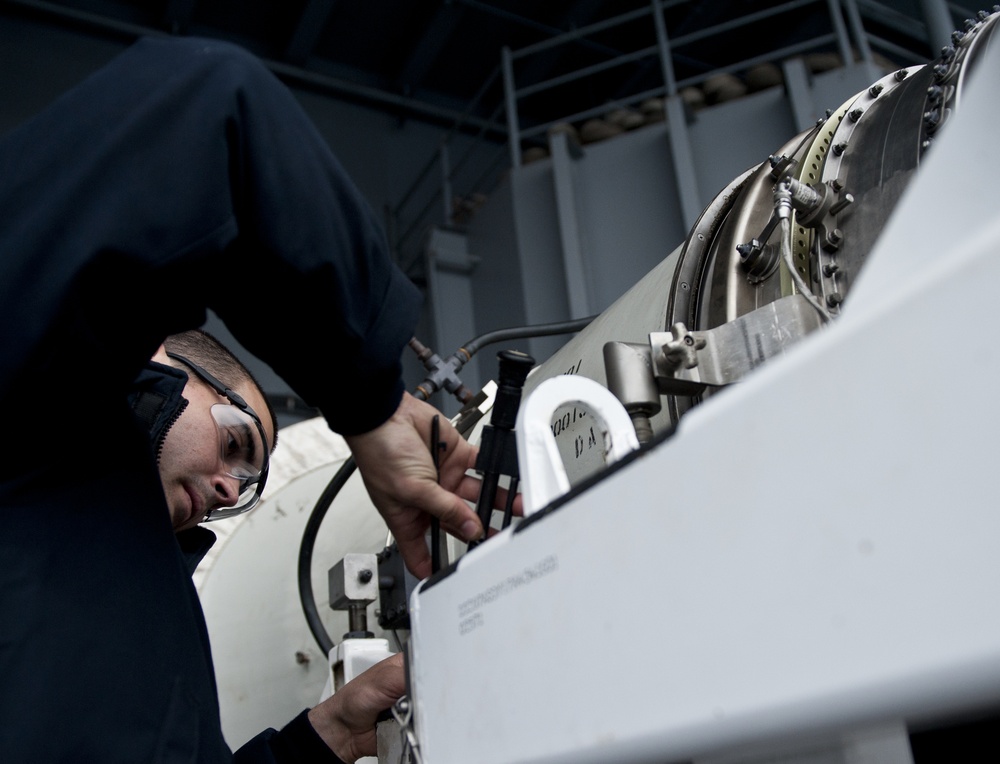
163,329,279,451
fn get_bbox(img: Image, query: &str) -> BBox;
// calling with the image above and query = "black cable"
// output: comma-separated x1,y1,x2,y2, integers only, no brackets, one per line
430,415,442,575
297,455,357,656
501,476,519,530
461,315,596,357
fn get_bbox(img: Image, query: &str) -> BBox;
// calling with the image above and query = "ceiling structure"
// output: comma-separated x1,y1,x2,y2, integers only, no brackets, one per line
1,0,971,419
5,0,953,140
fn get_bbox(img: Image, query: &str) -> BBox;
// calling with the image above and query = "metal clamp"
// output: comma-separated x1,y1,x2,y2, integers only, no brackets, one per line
391,696,423,764
515,375,639,516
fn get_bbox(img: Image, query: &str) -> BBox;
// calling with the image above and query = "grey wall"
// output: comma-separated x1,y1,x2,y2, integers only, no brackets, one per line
437,59,895,398
387,56,897,354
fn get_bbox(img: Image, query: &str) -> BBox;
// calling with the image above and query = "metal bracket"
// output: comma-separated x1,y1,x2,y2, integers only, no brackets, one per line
391,696,423,764
650,294,823,394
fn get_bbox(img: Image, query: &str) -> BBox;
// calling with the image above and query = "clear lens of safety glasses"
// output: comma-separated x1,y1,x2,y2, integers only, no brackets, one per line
205,403,270,521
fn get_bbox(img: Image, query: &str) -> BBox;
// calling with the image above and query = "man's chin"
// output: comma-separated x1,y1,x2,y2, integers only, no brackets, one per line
165,486,197,531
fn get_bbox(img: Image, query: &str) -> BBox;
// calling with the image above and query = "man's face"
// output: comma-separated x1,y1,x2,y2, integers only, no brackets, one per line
152,349,275,532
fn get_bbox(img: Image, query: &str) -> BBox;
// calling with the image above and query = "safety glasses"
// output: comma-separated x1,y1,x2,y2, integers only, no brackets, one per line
166,352,270,521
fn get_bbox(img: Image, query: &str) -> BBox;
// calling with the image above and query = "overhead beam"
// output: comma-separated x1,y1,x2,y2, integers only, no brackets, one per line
284,0,338,66
395,0,465,93
162,0,198,35
509,0,608,104
3,0,505,134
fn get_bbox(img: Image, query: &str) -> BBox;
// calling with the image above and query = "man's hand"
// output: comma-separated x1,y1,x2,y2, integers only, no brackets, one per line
307,653,406,762
346,392,504,579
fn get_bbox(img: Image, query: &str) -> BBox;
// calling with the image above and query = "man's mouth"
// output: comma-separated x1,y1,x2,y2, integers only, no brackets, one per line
183,484,204,526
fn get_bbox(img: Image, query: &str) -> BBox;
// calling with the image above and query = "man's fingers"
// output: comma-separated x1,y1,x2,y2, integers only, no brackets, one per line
393,486,484,578
454,474,523,516
367,652,407,701
395,532,432,580
421,482,483,542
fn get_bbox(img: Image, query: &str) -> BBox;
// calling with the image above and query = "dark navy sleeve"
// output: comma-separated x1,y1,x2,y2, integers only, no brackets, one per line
0,35,422,436
0,35,417,764
233,710,346,764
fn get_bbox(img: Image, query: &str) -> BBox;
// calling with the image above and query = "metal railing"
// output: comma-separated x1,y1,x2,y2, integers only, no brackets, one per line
389,66,510,277
387,0,959,272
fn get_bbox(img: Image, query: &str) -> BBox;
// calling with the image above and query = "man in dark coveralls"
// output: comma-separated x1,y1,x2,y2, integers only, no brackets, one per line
0,34,493,763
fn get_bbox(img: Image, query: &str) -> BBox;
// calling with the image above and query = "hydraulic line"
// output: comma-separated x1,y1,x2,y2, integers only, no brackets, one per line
298,455,357,656
411,315,596,402
774,179,833,323
460,315,596,356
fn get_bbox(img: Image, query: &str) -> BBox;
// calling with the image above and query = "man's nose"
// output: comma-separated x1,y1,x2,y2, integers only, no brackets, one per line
211,473,241,507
